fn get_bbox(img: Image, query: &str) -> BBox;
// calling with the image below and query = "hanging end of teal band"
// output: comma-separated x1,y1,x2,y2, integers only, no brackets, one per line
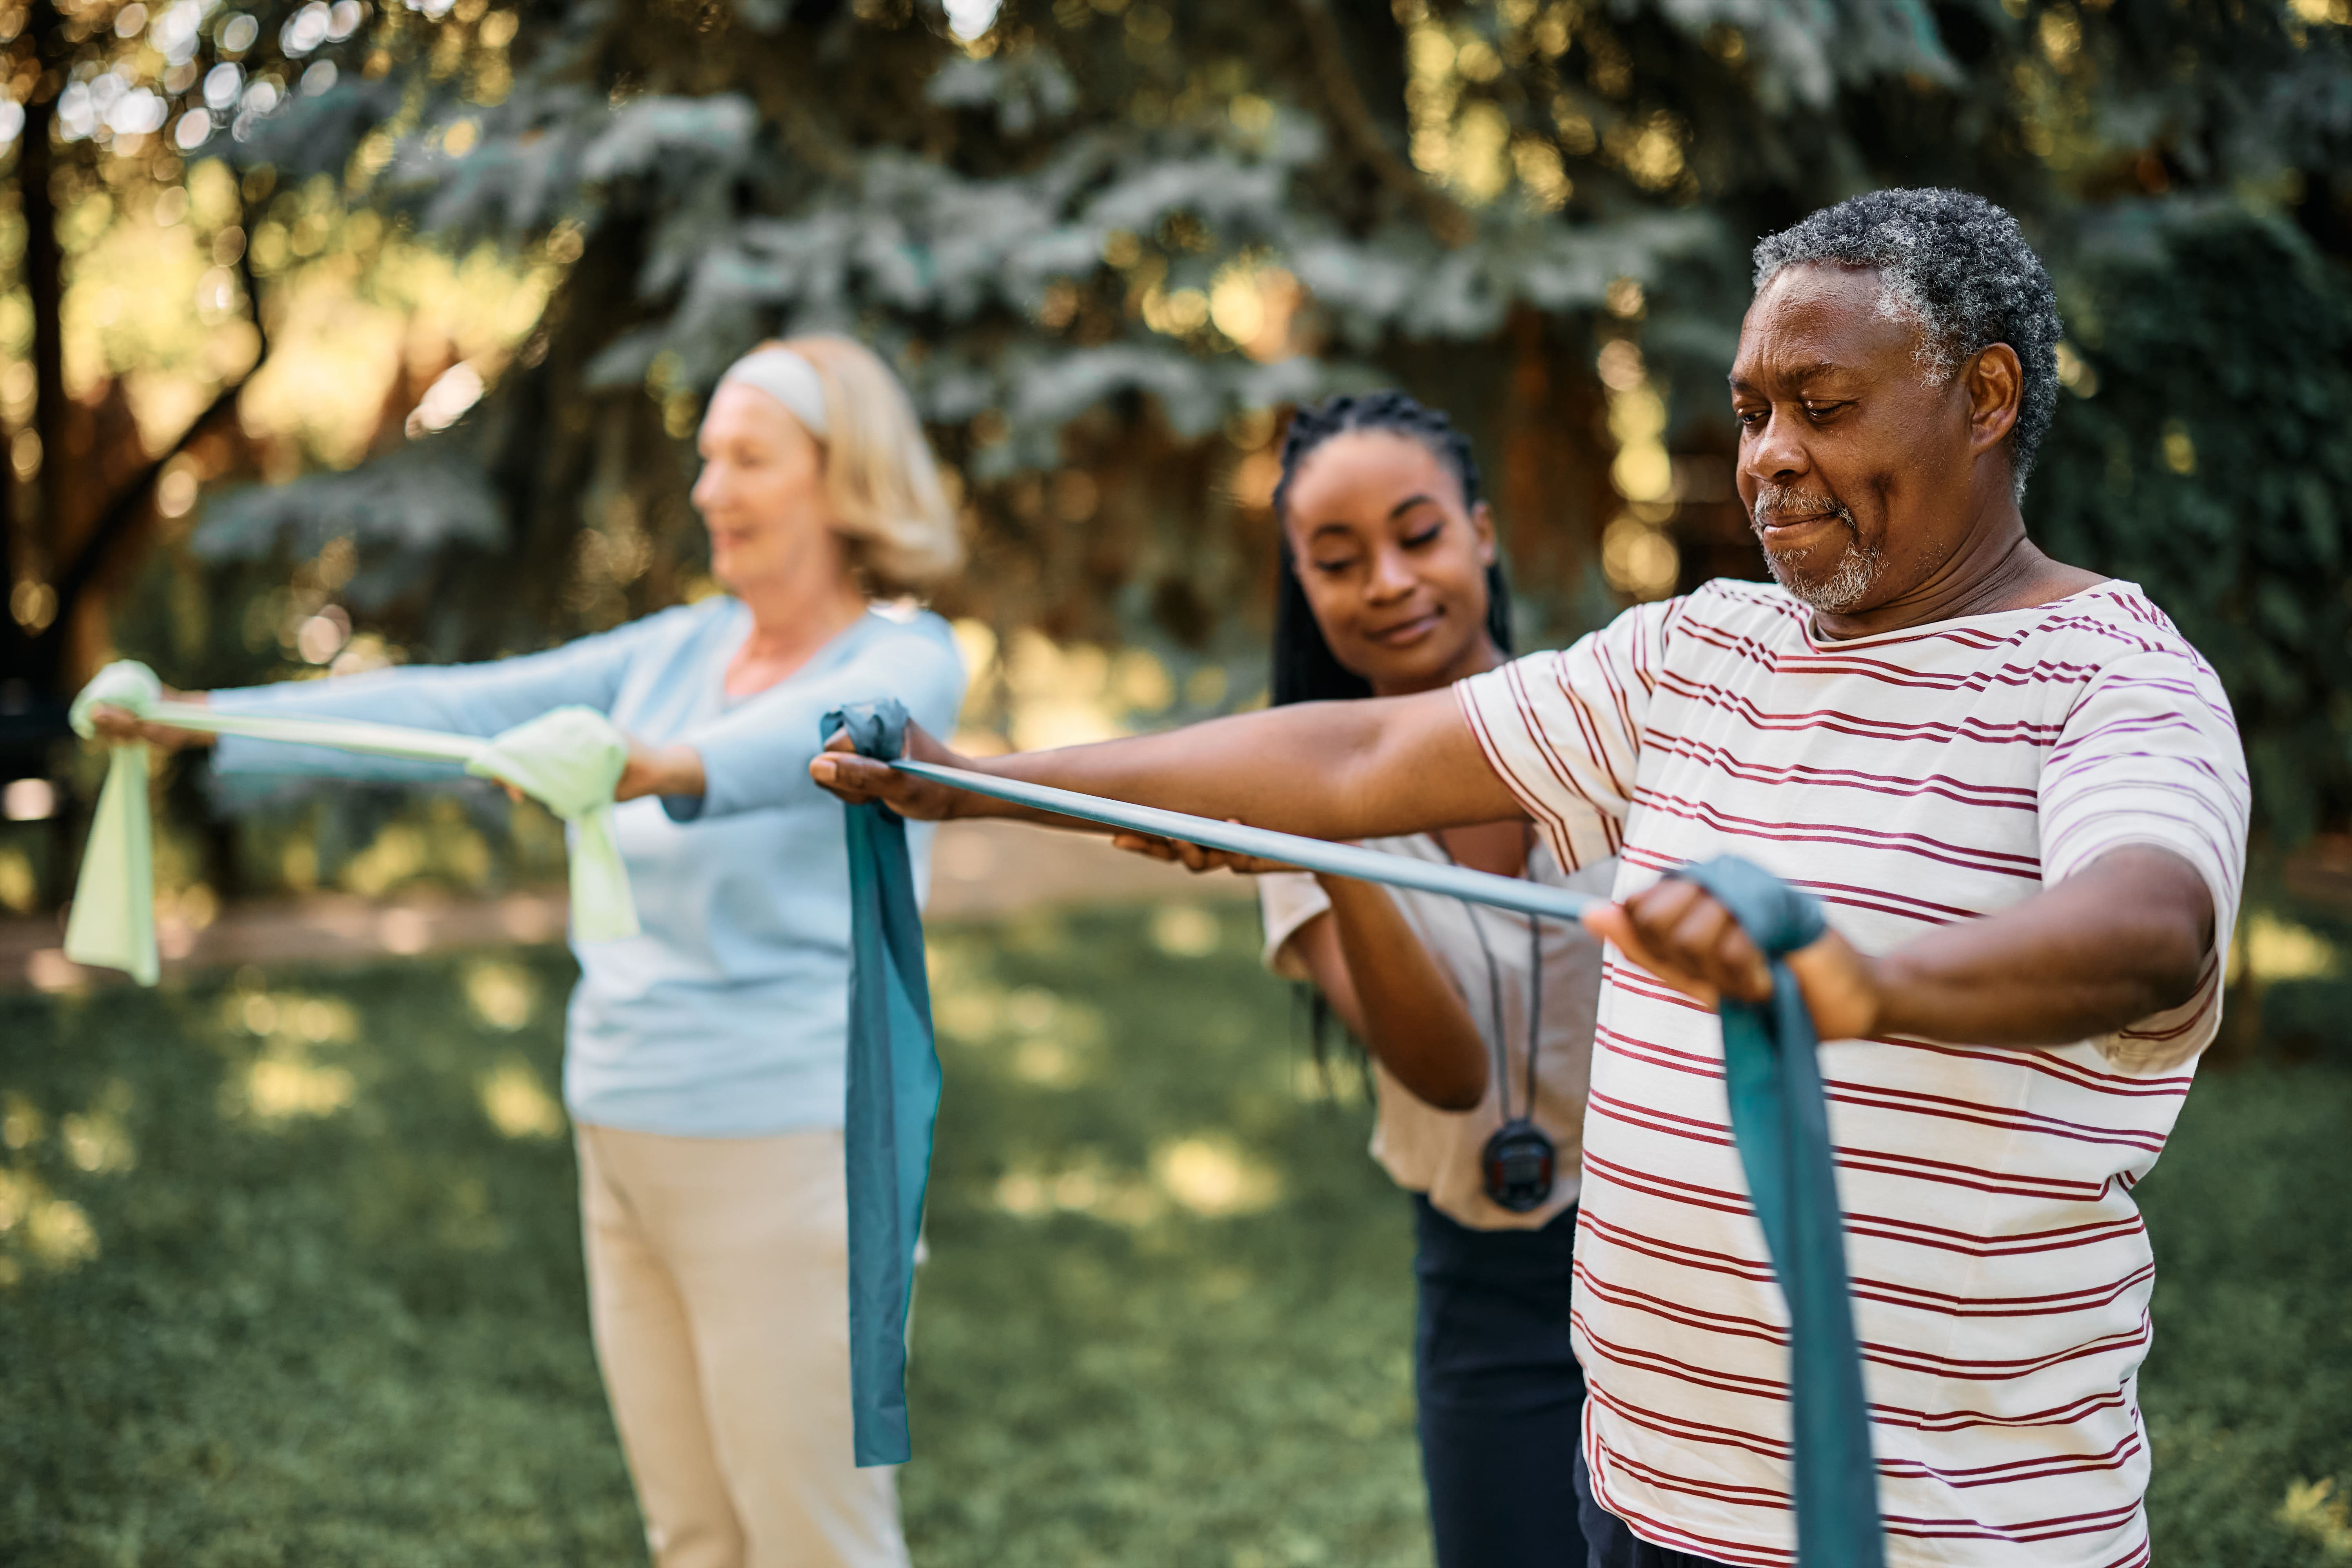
1666,855,1884,1568
852,1406,912,1469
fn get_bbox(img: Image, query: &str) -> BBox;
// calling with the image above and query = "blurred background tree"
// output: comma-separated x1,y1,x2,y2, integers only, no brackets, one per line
2,0,2348,912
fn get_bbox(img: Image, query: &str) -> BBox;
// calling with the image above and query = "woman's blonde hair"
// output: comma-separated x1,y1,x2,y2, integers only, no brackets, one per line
763,334,964,598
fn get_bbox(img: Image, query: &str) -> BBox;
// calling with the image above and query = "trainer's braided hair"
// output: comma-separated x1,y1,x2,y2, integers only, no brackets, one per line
1269,392,1512,708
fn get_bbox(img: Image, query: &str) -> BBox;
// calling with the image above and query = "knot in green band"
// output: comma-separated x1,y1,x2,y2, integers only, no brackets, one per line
70,661,163,739
465,706,629,822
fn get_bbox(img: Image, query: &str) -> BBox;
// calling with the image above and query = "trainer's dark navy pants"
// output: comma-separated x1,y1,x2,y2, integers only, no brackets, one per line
1412,1195,1589,1568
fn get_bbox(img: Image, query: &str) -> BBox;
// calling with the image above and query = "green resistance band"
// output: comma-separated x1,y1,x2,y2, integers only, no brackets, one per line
64,660,640,984
841,719,1883,1559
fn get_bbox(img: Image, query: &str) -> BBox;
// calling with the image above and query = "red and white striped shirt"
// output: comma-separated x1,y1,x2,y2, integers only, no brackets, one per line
1456,578,2248,1568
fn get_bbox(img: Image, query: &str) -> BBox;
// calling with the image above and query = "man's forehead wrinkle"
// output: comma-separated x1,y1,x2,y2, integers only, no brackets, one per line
1730,358,1851,396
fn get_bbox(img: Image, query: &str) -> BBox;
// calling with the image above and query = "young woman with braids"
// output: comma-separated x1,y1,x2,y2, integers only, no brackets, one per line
1115,394,1615,1568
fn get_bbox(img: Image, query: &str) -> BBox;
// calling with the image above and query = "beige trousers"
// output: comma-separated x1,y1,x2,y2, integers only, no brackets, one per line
577,1122,908,1568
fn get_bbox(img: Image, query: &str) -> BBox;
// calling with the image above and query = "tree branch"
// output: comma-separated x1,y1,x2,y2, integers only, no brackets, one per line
23,0,68,528
49,241,274,626
1289,0,1472,247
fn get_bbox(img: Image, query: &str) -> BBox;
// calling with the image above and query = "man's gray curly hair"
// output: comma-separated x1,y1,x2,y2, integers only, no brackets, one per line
1751,189,2062,499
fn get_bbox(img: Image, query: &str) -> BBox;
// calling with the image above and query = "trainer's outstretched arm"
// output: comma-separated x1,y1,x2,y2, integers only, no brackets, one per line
807,690,1525,842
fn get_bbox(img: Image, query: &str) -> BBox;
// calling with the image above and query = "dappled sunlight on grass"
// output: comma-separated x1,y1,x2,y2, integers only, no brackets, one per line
907,908,1430,1565
1152,1136,1283,1218
0,949,640,1561
2277,1477,2352,1558
232,1044,357,1122
0,916,2344,1564
478,1058,566,1141
1149,901,1224,958
463,958,541,1033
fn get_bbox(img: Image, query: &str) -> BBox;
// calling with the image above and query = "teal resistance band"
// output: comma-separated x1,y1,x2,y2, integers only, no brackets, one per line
830,702,1886,1567
824,702,942,1469
1672,858,1885,1568
889,760,1603,923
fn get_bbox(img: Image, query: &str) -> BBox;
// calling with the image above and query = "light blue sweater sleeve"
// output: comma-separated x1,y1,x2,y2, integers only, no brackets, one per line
668,615,968,822
207,607,697,782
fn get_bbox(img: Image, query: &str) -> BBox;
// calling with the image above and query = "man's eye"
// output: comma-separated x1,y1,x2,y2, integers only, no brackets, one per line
1803,401,1847,421
1736,408,1767,428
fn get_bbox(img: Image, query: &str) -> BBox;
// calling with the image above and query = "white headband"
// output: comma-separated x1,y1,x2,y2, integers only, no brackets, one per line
717,346,830,438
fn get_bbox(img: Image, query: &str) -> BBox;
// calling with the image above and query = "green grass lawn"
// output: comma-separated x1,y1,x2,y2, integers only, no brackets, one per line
3,904,2347,1565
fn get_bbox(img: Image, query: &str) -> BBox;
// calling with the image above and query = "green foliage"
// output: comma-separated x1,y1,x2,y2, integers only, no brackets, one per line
2034,204,2352,844
4,913,2350,1563
146,0,2352,838
13,0,2352,841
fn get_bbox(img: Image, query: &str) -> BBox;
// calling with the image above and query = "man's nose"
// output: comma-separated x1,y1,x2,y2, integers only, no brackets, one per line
1744,406,1812,485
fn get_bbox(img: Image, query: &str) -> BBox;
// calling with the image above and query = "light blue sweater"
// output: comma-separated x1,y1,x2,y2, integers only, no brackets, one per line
208,599,968,1137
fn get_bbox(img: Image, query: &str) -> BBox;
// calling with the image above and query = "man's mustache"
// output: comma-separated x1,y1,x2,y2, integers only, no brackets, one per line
1748,484,1855,534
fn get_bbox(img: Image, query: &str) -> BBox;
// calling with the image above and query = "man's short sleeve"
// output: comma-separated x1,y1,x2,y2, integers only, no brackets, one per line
2042,645,2251,1072
1453,598,1676,874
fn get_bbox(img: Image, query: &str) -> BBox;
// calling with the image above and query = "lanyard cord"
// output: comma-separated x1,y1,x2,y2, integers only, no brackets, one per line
1441,831,1543,1125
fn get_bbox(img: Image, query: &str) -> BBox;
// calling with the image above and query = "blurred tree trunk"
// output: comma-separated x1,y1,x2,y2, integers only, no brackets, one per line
1,0,272,780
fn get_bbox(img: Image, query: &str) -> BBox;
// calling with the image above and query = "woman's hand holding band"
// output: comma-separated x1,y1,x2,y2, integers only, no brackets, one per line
87,688,217,753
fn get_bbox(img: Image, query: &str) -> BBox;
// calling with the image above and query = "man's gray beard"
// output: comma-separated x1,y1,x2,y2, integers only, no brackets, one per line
1750,486,1882,613
1761,534,1884,613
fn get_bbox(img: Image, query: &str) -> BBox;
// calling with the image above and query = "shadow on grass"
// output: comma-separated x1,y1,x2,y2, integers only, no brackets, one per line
1,903,2345,1565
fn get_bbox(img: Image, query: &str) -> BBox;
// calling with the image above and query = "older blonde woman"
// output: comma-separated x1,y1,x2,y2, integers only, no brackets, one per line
99,336,967,1568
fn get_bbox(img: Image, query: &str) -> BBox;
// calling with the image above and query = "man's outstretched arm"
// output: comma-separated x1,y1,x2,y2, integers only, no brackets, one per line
808,689,1526,843
1590,845,2216,1050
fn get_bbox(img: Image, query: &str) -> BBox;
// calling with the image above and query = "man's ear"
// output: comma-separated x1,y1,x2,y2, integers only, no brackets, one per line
1964,343,2024,455
1469,500,1498,566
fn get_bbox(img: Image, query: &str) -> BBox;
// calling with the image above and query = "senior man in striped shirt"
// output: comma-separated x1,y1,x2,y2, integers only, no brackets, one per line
814,187,2249,1567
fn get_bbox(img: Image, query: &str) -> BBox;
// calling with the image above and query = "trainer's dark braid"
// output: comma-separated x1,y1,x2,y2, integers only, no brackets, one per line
1271,392,1482,524
1264,390,1508,1076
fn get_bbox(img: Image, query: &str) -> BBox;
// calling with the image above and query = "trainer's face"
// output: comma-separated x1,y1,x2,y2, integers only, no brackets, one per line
1282,430,1498,696
692,382,840,593
1729,262,2012,617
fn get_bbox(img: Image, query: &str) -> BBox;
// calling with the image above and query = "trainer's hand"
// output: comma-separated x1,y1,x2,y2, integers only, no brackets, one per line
807,721,971,820
1111,824,1302,877
87,688,216,753
1582,875,1884,1041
